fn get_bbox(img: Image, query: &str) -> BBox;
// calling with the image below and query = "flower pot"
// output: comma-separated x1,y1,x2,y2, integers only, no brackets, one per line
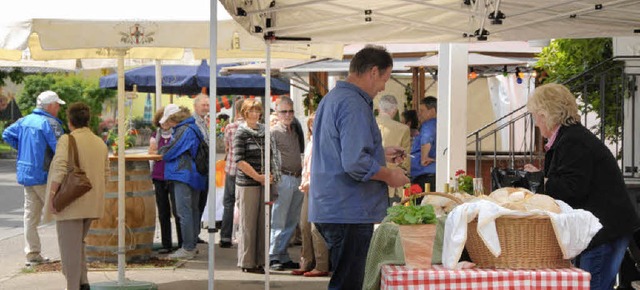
398,224,437,268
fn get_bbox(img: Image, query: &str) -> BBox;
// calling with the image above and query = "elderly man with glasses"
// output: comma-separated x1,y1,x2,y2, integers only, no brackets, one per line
269,96,305,271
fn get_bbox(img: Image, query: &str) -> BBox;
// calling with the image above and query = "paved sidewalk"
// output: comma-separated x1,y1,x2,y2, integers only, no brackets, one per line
0,223,329,290
0,149,329,289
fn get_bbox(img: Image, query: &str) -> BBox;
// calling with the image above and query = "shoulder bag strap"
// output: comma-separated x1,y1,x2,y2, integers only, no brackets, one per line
67,134,80,172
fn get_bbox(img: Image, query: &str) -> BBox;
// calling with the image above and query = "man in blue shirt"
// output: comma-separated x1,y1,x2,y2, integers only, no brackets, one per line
3,90,65,266
309,45,410,290
410,96,437,191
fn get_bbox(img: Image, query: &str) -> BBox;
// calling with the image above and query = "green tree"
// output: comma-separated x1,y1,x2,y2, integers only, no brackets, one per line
0,68,26,87
536,38,626,143
537,38,612,83
17,74,116,133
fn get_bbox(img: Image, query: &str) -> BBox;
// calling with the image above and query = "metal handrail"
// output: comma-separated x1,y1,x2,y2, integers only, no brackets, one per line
466,56,633,178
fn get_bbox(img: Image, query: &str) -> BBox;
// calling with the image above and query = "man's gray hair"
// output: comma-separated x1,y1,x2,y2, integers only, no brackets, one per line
378,94,399,114
277,96,294,109
193,93,209,106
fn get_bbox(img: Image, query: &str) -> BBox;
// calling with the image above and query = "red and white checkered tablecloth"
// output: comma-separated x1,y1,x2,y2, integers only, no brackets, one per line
381,265,591,290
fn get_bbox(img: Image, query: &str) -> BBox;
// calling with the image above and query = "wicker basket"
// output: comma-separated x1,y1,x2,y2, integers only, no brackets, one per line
466,215,570,268
402,192,571,269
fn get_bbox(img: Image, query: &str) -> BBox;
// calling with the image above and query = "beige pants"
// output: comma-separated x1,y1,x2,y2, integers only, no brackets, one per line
237,185,265,268
299,192,329,272
56,218,92,290
24,185,46,259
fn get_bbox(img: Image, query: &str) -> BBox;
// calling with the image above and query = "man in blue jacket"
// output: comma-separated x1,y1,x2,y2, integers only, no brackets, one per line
411,96,438,191
309,45,410,290
3,90,65,265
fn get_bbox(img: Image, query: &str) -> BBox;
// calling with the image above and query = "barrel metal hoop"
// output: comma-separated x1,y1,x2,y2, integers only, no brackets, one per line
104,190,155,199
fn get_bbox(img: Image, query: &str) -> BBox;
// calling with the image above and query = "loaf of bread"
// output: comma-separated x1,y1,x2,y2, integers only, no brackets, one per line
523,194,561,213
421,192,474,216
488,187,560,213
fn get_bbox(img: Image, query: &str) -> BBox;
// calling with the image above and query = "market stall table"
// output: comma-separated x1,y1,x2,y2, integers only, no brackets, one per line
381,264,590,290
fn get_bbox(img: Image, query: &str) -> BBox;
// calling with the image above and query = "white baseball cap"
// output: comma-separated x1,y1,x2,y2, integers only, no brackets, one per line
159,104,181,124
36,90,66,106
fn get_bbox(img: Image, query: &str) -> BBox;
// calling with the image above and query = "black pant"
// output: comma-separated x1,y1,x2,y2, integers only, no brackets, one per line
412,173,436,192
196,178,209,239
153,179,182,249
220,174,236,242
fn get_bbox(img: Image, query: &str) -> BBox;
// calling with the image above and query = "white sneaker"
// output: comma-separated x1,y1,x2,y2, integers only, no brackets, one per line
168,248,196,260
25,254,50,266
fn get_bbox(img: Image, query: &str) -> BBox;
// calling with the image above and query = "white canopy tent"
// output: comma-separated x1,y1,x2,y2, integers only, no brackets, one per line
220,0,640,44
219,0,640,193
407,53,535,68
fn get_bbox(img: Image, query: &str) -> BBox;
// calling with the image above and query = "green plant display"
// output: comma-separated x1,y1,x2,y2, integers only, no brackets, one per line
386,184,437,225
455,170,474,195
106,122,137,152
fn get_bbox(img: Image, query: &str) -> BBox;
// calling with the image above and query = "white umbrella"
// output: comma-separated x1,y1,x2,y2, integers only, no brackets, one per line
0,4,342,290
1,17,210,289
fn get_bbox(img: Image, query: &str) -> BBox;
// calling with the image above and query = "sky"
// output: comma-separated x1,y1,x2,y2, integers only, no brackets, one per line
2,0,231,23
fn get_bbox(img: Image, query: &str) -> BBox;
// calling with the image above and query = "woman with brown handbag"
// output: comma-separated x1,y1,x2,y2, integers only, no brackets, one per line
44,102,109,290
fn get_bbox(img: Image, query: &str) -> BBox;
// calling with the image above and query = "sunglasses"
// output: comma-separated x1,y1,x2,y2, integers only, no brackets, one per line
278,110,294,114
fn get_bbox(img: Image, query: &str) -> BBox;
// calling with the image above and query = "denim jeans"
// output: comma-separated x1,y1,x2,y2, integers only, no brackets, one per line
220,174,236,243
575,234,631,290
269,175,304,263
153,179,181,249
315,223,373,290
173,181,200,251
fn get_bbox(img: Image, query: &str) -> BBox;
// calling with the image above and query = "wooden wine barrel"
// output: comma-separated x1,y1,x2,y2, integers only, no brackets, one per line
85,155,160,263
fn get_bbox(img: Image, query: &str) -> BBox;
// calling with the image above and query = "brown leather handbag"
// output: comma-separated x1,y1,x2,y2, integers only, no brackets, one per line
52,134,93,212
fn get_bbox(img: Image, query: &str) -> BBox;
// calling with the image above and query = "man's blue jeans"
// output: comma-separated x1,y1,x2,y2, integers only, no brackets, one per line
315,223,373,290
575,234,631,290
269,175,304,263
173,181,200,251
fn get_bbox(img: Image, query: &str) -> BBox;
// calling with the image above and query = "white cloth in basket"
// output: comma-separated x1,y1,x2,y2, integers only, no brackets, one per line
442,199,602,269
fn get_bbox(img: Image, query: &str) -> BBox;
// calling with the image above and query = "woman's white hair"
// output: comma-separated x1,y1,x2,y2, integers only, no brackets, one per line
378,94,399,114
527,83,580,131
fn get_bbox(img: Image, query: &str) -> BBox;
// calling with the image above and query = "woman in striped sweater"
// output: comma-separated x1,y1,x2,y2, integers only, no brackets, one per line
233,99,281,273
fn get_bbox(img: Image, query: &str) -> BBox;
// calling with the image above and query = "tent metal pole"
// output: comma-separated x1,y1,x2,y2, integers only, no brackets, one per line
246,0,327,15
155,60,162,110
208,1,218,290
116,49,127,286
264,40,272,290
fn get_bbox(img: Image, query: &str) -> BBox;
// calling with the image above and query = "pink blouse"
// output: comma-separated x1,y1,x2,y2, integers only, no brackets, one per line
301,137,313,187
